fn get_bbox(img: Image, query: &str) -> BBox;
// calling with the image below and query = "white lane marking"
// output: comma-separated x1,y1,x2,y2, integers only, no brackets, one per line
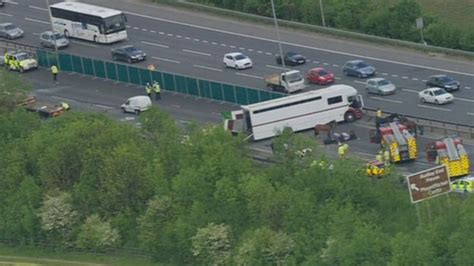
422,79,427,82
94,104,114,110
0,12,13,17
333,64,339,67
25,18,49,24
370,97,403,104
382,73,388,76
392,74,399,77
323,62,329,65
176,34,181,38
236,73,263,79
141,41,169,48
167,33,174,36
220,43,227,47
159,31,165,35
152,56,180,64
312,60,319,64
402,76,408,79
150,30,156,33
230,45,236,48
417,104,451,112
257,51,263,53
265,64,283,70
248,49,254,52
238,47,245,50
468,112,474,116
5,1,19,5
183,49,211,56
211,41,218,45
353,80,366,85
193,64,222,72
455,97,474,103
133,26,139,30
28,5,48,11
123,10,474,78
193,38,200,41
266,52,273,55
70,40,98,48
465,86,472,90
126,25,131,28
401,88,419,93
142,28,148,31
171,104,181,108
412,78,418,81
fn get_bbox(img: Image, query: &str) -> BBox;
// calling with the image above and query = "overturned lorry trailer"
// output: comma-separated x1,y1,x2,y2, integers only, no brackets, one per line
223,85,364,141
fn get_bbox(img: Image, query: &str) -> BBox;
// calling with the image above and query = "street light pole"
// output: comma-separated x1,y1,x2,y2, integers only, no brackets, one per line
319,0,326,27
270,0,287,75
45,0,59,65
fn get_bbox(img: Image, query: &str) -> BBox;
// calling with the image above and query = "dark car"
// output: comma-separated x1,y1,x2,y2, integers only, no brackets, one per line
276,52,306,66
0,0,5,7
306,67,334,85
111,45,147,63
426,75,460,92
342,60,376,78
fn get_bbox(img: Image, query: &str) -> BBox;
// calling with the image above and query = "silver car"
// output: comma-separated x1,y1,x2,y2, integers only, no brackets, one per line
366,78,396,95
40,31,69,49
0,23,24,39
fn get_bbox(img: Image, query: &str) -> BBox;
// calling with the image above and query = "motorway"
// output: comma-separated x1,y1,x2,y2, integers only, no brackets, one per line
1,0,474,175
1,0,473,126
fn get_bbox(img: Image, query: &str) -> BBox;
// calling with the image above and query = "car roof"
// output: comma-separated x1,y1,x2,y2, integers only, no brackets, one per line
225,52,244,57
119,45,135,49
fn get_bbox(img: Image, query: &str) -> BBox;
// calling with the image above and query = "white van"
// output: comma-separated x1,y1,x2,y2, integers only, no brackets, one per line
121,96,152,115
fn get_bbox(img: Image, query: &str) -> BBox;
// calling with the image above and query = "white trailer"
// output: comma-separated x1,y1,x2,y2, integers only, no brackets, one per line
224,85,364,140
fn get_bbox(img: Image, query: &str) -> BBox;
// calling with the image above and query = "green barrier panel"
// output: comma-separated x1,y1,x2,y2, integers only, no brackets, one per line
222,84,236,103
198,80,211,98
71,55,84,74
259,90,272,102
36,50,49,67
139,69,151,85
247,88,260,104
58,53,72,72
234,86,248,105
117,64,129,83
163,73,176,92
271,92,285,99
151,71,163,88
174,75,186,94
210,82,223,101
128,66,141,85
186,78,199,96
93,60,106,78
47,51,58,67
105,62,117,80
82,58,94,76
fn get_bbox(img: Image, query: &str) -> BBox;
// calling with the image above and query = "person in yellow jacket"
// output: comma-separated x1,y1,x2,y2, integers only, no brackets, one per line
145,83,152,98
376,108,383,118
51,65,59,82
375,151,383,162
383,149,391,166
153,80,161,100
338,142,347,159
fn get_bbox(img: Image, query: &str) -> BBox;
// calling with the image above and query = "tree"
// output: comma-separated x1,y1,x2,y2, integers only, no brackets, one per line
0,68,31,112
76,214,120,251
38,192,78,247
191,223,232,265
235,227,295,265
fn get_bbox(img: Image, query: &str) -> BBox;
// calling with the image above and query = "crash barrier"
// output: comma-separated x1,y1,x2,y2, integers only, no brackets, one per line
35,49,286,105
156,0,474,58
0,40,37,55
364,108,474,140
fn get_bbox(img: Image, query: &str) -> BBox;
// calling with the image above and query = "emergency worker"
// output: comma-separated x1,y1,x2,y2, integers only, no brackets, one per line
145,83,152,98
51,64,59,81
383,149,391,165
375,150,383,162
153,80,161,100
338,142,347,159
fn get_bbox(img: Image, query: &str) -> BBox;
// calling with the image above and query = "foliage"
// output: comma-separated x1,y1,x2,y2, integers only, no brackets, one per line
191,223,232,265
76,214,120,251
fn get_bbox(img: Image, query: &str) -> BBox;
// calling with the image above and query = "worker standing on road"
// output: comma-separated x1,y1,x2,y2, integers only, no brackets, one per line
338,142,348,159
375,150,383,162
153,80,161,100
342,142,349,158
51,64,59,82
145,82,152,99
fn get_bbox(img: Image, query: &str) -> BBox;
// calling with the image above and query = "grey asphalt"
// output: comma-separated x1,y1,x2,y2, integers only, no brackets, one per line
17,67,474,177
2,0,473,126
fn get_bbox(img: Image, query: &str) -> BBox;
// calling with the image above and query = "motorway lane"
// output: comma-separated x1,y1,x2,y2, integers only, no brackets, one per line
2,0,474,126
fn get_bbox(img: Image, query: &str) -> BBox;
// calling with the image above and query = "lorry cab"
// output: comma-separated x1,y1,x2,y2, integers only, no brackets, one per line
121,95,152,115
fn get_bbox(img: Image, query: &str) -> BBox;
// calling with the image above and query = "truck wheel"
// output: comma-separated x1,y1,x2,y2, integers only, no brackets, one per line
344,111,355,122
134,109,141,115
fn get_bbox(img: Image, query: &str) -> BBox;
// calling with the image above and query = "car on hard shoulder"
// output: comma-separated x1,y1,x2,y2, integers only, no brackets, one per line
366,78,396,95
223,52,252,70
451,177,474,194
426,75,460,92
0,0,5,7
121,96,152,115
276,51,306,66
418,87,453,105
6,51,38,72
306,67,334,85
0,22,24,39
111,45,146,63
40,31,69,49
343,60,376,78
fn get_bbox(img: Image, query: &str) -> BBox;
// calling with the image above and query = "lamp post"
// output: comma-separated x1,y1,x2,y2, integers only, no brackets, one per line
270,0,287,75
45,0,59,66
319,0,326,27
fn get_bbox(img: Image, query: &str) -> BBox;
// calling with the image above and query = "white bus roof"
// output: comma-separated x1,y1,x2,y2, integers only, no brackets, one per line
243,85,357,112
50,2,122,18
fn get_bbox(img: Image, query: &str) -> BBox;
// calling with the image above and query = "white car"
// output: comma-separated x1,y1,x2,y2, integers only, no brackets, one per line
223,52,252,70
418,87,453,105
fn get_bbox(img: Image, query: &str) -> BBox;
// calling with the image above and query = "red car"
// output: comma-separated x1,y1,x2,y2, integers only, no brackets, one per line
306,67,335,85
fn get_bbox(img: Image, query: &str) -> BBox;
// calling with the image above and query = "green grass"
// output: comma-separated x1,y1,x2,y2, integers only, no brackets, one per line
415,0,474,28
0,245,161,266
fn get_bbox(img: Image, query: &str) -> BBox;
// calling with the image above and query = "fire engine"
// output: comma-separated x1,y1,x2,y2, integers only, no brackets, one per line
426,137,470,179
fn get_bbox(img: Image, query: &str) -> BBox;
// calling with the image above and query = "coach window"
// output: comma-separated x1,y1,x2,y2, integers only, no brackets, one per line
327,96,342,105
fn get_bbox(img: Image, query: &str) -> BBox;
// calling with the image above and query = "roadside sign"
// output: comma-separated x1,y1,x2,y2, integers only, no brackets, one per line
416,17,424,29
407,165,451,203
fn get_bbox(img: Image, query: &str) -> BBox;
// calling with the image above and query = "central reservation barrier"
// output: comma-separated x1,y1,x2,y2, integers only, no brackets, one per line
35,49,286,105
